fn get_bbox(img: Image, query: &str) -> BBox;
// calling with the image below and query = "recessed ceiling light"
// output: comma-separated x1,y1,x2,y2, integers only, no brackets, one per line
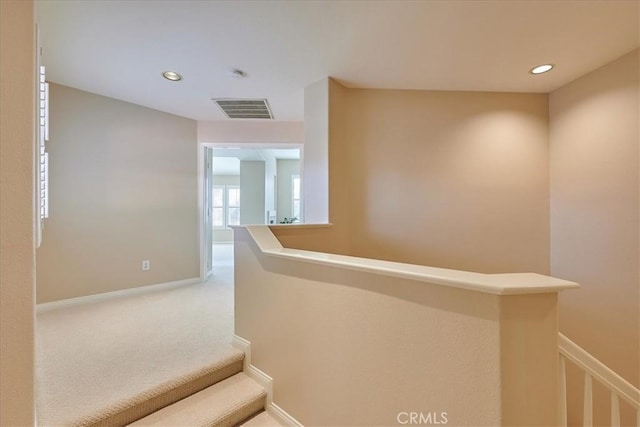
162,71,182,81
530,64,554,75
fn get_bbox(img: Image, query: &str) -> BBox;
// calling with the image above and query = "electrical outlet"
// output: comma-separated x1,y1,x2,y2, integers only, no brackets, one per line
142,260,150,271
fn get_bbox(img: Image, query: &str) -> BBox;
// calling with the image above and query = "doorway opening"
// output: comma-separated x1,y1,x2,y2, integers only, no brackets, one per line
201,145,302,279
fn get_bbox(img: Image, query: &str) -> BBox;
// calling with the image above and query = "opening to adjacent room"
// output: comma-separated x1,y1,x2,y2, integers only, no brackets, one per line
202,145,302,278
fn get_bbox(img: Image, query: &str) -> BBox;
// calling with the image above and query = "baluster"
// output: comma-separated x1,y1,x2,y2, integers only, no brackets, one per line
559,355,567,427
583,373,593,427
610,393,620,427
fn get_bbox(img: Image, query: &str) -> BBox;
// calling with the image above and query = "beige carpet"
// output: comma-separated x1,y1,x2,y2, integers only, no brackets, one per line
36,244,236,426
129,373,266,426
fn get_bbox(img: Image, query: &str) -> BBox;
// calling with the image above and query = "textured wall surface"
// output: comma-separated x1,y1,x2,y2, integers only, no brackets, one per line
284,81,550,275
235,227,560,426
37,84,199,303
0,0,36,424
550,50,639,426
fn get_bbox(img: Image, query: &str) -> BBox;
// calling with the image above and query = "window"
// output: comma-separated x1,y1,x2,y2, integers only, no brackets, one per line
212,186,224,227
36,64,49,248
292,175,301,222
39,65,49,220
227,186,240,226
213,185,240,228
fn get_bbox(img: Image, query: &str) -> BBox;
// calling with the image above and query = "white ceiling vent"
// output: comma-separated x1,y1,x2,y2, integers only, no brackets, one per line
213,98,273,119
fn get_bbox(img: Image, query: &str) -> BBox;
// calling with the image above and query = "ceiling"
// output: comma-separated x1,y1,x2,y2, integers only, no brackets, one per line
37,1,639,122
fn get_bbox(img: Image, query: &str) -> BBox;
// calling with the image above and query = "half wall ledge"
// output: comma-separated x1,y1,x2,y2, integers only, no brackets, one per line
232,224,579,426
236,224,579,296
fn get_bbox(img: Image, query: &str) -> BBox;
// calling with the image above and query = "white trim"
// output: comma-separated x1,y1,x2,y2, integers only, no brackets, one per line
232,335,252,371
246,365,273,405
233,335,303,427
198,144,206,281
611,393,620,427
559,333,640,409
583,372,593,427
243,225,579,296
268,402,303,427
36,277,202,312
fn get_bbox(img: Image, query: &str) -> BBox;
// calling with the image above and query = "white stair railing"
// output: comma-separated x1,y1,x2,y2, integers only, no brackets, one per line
558,333,640,427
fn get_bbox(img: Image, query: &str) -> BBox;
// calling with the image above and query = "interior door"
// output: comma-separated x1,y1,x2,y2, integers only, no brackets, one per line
204,147,213,277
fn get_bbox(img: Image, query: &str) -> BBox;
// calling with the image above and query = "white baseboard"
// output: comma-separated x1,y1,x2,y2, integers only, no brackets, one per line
269,402,302,427
232,335,303,427
36,277,202,312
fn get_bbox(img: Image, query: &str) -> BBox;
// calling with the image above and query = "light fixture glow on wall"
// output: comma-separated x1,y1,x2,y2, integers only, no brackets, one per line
162,71,182,81
529,64,554,75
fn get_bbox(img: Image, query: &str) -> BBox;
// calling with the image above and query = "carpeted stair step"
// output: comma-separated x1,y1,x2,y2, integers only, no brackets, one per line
70,346,245,427
128,372,267,426
240,410,284,426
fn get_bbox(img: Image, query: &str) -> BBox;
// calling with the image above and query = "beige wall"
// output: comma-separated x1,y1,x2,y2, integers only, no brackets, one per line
276,79,351,254
239,160,266,225
36,84,199,303
282,81,551,275
550,49,639,426
344,87,550,273
213,174,239,187
0,0,36,424
235,227,560,426
197,120,303,144
303,79,330,224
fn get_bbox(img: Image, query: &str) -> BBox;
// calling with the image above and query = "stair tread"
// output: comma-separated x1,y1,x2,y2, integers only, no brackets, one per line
240,411,285,426
71,345,245,426
128,372,266,426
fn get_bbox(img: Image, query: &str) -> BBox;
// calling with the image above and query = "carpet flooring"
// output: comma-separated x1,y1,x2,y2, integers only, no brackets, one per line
36,244,236,426
129,372,266,426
